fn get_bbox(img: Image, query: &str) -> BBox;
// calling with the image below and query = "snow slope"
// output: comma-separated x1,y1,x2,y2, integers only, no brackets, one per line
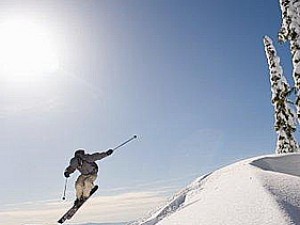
76,223,126,225
132,154,300,225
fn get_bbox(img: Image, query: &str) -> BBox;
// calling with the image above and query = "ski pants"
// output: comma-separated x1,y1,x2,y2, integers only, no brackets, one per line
75,174,97,199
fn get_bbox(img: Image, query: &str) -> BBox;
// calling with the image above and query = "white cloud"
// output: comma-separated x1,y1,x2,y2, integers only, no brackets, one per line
0,191,168,225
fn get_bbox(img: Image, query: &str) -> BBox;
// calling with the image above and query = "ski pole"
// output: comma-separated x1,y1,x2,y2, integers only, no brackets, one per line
112,135,137,151
62,178,68,200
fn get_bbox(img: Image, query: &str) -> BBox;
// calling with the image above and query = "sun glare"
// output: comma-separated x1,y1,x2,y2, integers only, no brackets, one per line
0,19,59,76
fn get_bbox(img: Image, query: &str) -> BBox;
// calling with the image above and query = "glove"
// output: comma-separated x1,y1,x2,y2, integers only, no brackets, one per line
106,149,113,156
64,171,70,178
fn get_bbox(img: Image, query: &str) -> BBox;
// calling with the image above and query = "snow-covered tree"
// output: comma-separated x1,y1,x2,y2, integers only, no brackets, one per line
278,0,300,119
264,36,299,153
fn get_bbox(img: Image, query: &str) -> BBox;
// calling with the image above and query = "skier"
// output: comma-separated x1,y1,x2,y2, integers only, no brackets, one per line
64,148,113,204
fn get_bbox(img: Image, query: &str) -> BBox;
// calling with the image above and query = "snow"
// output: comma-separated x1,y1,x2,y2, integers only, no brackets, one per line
264,36,299,154
132,154,300,225
72,223,126,225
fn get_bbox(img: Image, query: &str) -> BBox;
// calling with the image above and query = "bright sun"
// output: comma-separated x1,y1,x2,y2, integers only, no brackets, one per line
0,19,59,76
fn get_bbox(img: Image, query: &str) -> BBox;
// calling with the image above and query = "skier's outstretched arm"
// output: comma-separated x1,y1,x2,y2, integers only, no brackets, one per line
83,149,113,162
64,158,79,178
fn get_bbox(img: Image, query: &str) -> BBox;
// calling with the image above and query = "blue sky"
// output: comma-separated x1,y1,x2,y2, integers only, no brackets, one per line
0,0,292,224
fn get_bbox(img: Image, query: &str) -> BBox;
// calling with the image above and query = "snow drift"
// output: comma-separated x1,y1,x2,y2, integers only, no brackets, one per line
132,154,300,225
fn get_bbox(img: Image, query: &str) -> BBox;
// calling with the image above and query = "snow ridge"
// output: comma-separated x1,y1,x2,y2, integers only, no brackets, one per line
129,173,211,225
251,154,300,224
132,154,300,225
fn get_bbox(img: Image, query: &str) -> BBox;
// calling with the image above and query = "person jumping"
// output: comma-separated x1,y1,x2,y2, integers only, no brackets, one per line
63,148,113,204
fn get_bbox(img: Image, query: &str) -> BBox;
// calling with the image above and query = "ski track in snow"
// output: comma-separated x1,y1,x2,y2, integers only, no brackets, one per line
131,154,300,225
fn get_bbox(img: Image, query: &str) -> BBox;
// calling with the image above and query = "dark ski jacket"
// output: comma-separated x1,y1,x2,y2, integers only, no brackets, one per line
65,152,109,176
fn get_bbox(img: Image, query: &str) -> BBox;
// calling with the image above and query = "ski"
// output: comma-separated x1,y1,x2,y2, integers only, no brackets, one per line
58,185,98,224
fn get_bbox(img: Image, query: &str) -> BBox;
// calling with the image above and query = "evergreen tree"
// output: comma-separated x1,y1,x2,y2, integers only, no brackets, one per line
264,36,299,153
278,0,300,119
